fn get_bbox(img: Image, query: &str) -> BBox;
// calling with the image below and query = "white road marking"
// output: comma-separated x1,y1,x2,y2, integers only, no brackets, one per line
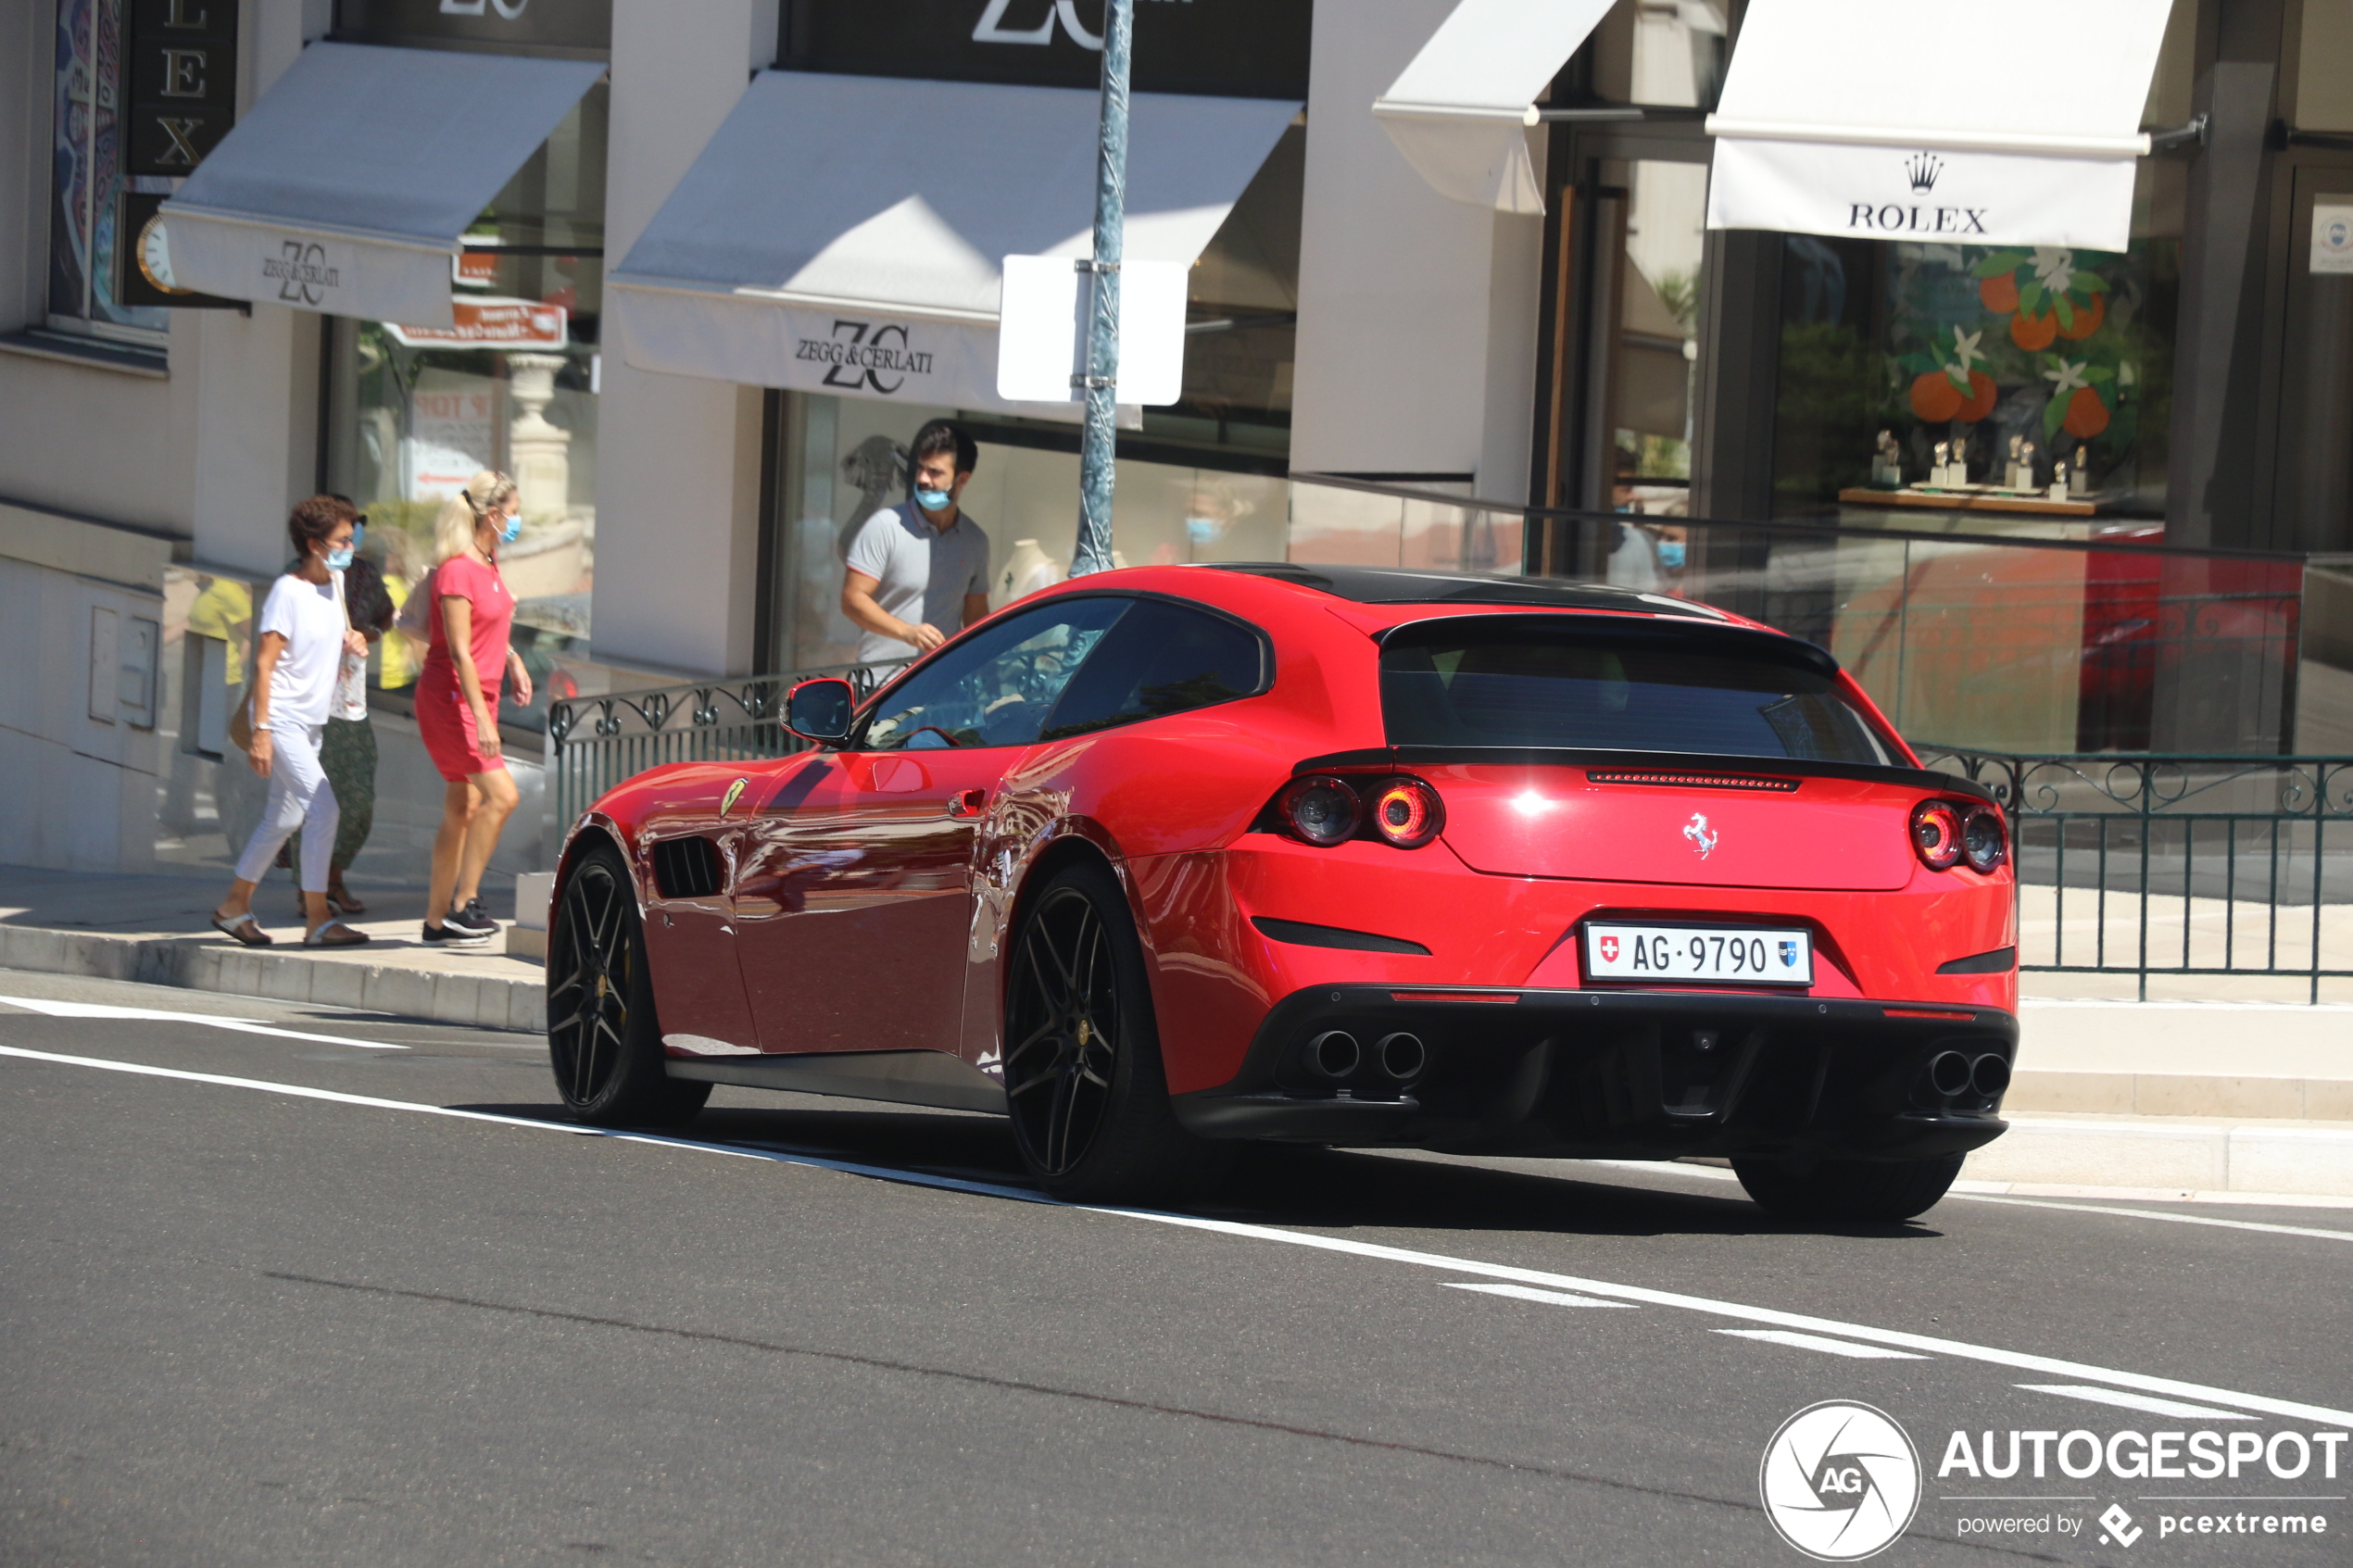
1589,1158,2353,1235
1715,1329,1928,1360
1444,1281,1638,1309
4,1040,2349,1429
2016,1384,2258,1421
0,995,407,1050
1961,1195,2353,1245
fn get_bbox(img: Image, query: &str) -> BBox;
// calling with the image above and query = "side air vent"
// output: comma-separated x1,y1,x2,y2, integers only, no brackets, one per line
651,835,724,900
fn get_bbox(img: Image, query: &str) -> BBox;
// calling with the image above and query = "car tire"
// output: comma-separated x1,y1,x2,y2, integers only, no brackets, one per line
547,841,711,1128
1002,859,1226,1202
1731,1153,1965,1223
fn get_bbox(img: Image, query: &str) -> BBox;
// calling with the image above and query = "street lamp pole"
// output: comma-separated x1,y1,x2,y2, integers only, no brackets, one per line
1070,0,1133,578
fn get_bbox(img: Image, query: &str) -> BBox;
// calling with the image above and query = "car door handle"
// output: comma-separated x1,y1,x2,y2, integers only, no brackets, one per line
947,788,988,819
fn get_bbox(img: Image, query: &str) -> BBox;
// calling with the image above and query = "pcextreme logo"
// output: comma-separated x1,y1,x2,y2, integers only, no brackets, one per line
1760,1401,1922,1561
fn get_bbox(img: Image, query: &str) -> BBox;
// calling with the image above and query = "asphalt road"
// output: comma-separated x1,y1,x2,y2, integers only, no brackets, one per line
2,968,2347,1568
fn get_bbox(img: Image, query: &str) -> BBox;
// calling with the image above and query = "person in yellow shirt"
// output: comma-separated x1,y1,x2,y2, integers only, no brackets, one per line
185,575,253,686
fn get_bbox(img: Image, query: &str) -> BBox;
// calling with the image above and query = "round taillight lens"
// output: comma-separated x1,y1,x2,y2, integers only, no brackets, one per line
1962,804,2007,873
1279,775,1360,847
1368,776,1444,848
1910,800,1964,871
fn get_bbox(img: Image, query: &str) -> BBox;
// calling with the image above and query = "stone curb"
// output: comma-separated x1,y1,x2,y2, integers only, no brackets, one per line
2009,1069,2353,1121
1965,1114,2353,1198
0,924,544,1034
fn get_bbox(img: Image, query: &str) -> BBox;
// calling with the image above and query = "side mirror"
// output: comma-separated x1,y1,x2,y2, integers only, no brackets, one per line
784,676,856,745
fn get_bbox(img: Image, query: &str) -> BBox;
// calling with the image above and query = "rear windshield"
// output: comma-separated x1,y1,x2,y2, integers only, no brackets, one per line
1380,620,1894,764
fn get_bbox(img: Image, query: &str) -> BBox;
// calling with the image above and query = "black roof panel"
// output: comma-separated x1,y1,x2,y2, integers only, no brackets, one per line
1199,562,1731,620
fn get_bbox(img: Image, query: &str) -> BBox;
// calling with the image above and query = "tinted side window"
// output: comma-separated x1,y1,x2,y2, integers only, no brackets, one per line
1039,599,1265,741
862,598,1131,751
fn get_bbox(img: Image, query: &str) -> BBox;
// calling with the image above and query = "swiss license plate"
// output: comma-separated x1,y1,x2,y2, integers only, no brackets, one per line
1583,923,1814,985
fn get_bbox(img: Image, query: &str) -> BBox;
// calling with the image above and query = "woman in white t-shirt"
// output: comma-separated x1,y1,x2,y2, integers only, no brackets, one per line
210,495,372,947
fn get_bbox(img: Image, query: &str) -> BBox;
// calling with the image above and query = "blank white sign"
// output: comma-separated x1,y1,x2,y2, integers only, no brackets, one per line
996,255,1188,406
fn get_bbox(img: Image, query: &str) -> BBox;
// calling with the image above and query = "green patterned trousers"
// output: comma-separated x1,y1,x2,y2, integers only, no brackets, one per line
289,715,378,875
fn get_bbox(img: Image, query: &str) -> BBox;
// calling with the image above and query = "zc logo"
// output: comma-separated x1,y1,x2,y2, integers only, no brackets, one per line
974,0,1102,48
262,241,338,307
795,320,935,395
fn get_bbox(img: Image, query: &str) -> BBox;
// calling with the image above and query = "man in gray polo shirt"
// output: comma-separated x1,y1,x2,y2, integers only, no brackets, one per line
841,419,992,664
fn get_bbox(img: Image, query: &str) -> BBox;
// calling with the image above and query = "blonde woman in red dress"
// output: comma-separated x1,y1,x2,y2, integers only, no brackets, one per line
415,471,533,947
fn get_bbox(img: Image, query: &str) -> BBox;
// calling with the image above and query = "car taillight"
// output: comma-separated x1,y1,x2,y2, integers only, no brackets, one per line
1962,804,2007,873
1279,775,1360,846
1369,776,1444,848
1910,800,1963,871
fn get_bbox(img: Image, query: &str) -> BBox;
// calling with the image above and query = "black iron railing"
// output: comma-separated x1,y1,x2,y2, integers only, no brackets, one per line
547,660,907,831
1918,748,2353,1000
549,683,2353,1002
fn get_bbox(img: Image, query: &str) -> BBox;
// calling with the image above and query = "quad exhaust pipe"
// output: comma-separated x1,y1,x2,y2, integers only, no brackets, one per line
1304,1029,1426,1083
1307,1030,1360,1079
1375,1032,1426,1081
1970,1052,2010,1097
1927,1050,1974,1098
1927,1049,2009,1100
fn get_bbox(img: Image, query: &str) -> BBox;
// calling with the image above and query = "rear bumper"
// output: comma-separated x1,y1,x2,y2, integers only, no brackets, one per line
1169,984,2015,1162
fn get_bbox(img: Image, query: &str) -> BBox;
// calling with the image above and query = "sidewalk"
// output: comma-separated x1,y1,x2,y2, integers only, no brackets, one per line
0,863,546,1033
4,862,2349,1197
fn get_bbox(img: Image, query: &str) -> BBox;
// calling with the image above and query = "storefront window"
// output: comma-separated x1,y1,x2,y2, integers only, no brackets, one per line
49,0,169,339
1769,213,2181,531
1158,120,1304,457
1765,6,2196,538
324,86,608,710
1606,157,1708,517
773,395,1292,673
1584,0,1730,110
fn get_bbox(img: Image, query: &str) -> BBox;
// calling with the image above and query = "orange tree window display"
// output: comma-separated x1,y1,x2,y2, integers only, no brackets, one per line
1882,244,2160,493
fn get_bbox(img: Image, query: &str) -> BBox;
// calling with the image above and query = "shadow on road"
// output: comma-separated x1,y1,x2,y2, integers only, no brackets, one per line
450,1097,1944,1244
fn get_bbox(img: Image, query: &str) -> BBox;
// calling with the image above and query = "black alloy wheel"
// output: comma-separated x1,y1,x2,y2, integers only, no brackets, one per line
1001,860,1222,1200
547,842,710,1126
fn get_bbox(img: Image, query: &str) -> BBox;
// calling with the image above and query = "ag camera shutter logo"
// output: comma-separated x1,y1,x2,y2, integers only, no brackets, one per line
1760,1401,1922,1561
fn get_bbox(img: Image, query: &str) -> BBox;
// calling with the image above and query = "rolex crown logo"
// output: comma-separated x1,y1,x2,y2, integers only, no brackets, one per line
1906,151,1944,192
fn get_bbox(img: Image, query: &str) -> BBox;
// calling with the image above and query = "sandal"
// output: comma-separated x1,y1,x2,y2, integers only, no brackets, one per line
328,886,367,916
211,910,272,947
304,920,371,948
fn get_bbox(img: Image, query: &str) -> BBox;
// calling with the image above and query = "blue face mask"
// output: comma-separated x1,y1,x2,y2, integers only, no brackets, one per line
498,510,522,546
1185,517,1220,544
913,486,954,513
1656,540,1687,570
350,521,366,555
325,544,356,571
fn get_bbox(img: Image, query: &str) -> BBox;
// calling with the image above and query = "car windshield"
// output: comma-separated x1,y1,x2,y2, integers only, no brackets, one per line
1380,619,1894,764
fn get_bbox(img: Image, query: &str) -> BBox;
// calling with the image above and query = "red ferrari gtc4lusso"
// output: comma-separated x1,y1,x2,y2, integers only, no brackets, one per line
547,564,2016,1220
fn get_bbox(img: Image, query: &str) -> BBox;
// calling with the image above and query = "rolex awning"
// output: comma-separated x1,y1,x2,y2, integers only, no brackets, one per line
1705,0,2175,253
1371,0,1617,215
155,43,605,327
606,70,1299,414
